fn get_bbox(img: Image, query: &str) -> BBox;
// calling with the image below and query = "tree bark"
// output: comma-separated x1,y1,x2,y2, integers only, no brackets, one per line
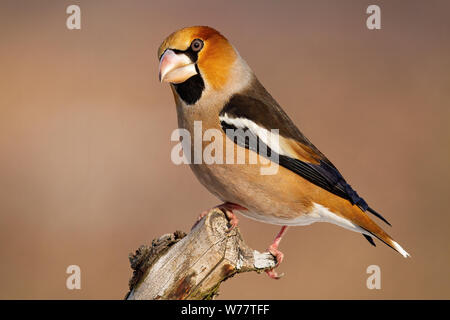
125,208,277,300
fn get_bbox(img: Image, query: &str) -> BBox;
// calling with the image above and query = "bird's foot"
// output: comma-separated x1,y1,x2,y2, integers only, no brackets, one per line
197,209,209,222
217,202,246,232
265,269,284,280
265,243,285,279
191,209,210,230
264,226,288,280
223,208,239,232
192,202,246,231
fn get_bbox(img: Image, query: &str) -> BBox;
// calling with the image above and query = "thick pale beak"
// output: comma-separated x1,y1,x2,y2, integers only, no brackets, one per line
158,49,197,84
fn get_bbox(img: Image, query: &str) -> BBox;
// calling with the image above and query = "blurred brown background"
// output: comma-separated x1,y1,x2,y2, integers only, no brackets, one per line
0,0,449,299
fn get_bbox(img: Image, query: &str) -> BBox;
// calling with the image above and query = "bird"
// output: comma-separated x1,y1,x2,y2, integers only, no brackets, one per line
157,26,410,279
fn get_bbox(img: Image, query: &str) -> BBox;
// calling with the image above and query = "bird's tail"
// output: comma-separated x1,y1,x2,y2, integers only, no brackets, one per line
359,218,410,258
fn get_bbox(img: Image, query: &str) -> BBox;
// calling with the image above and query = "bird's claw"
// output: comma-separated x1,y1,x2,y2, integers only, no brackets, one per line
268,244,284,265
265,269,285,279
191,210,209,230
223,209,239,232
265,243,285,279
193,202,245,231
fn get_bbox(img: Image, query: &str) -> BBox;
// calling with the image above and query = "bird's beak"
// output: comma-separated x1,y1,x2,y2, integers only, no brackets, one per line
159,49,197,84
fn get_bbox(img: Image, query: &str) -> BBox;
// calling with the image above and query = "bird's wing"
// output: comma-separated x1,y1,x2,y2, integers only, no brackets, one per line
219,93,390,226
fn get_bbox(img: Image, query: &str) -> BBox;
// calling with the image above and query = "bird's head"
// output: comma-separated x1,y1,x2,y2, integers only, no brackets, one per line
158,26,244,105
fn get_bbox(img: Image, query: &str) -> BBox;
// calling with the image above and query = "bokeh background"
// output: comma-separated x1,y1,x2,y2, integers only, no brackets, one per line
0,0,449,299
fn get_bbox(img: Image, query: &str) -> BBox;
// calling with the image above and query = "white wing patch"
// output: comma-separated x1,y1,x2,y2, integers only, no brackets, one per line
219,113,286,155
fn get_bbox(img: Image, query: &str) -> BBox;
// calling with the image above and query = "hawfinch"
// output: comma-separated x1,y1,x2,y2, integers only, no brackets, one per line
157,26,409,279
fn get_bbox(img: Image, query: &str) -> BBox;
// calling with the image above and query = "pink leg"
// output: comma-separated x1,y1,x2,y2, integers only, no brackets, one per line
265,226,288,280
193,202,246,231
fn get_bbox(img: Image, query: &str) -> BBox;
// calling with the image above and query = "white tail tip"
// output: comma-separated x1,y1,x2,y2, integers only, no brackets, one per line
392,241,410,258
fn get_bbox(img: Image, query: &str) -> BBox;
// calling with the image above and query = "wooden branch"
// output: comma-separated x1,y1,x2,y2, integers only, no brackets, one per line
125,208,277,300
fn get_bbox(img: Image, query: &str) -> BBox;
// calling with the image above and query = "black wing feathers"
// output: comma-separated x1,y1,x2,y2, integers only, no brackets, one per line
277,156,392,226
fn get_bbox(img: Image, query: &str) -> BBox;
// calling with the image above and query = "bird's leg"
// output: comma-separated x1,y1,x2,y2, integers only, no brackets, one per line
193,202,246,231
265,226,288,280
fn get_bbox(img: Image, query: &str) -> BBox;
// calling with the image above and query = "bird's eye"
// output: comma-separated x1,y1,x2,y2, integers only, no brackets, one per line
191,39,204,52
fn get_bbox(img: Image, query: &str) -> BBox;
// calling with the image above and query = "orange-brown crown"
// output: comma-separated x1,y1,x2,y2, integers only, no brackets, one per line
158,26,237,90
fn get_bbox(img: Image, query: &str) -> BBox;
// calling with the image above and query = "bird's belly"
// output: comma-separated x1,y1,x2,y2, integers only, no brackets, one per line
235,209,321,226
188,161,317,225
237,204,365,235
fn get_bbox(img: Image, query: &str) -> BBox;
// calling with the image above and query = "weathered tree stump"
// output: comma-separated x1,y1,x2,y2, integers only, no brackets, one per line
125,208,277,300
